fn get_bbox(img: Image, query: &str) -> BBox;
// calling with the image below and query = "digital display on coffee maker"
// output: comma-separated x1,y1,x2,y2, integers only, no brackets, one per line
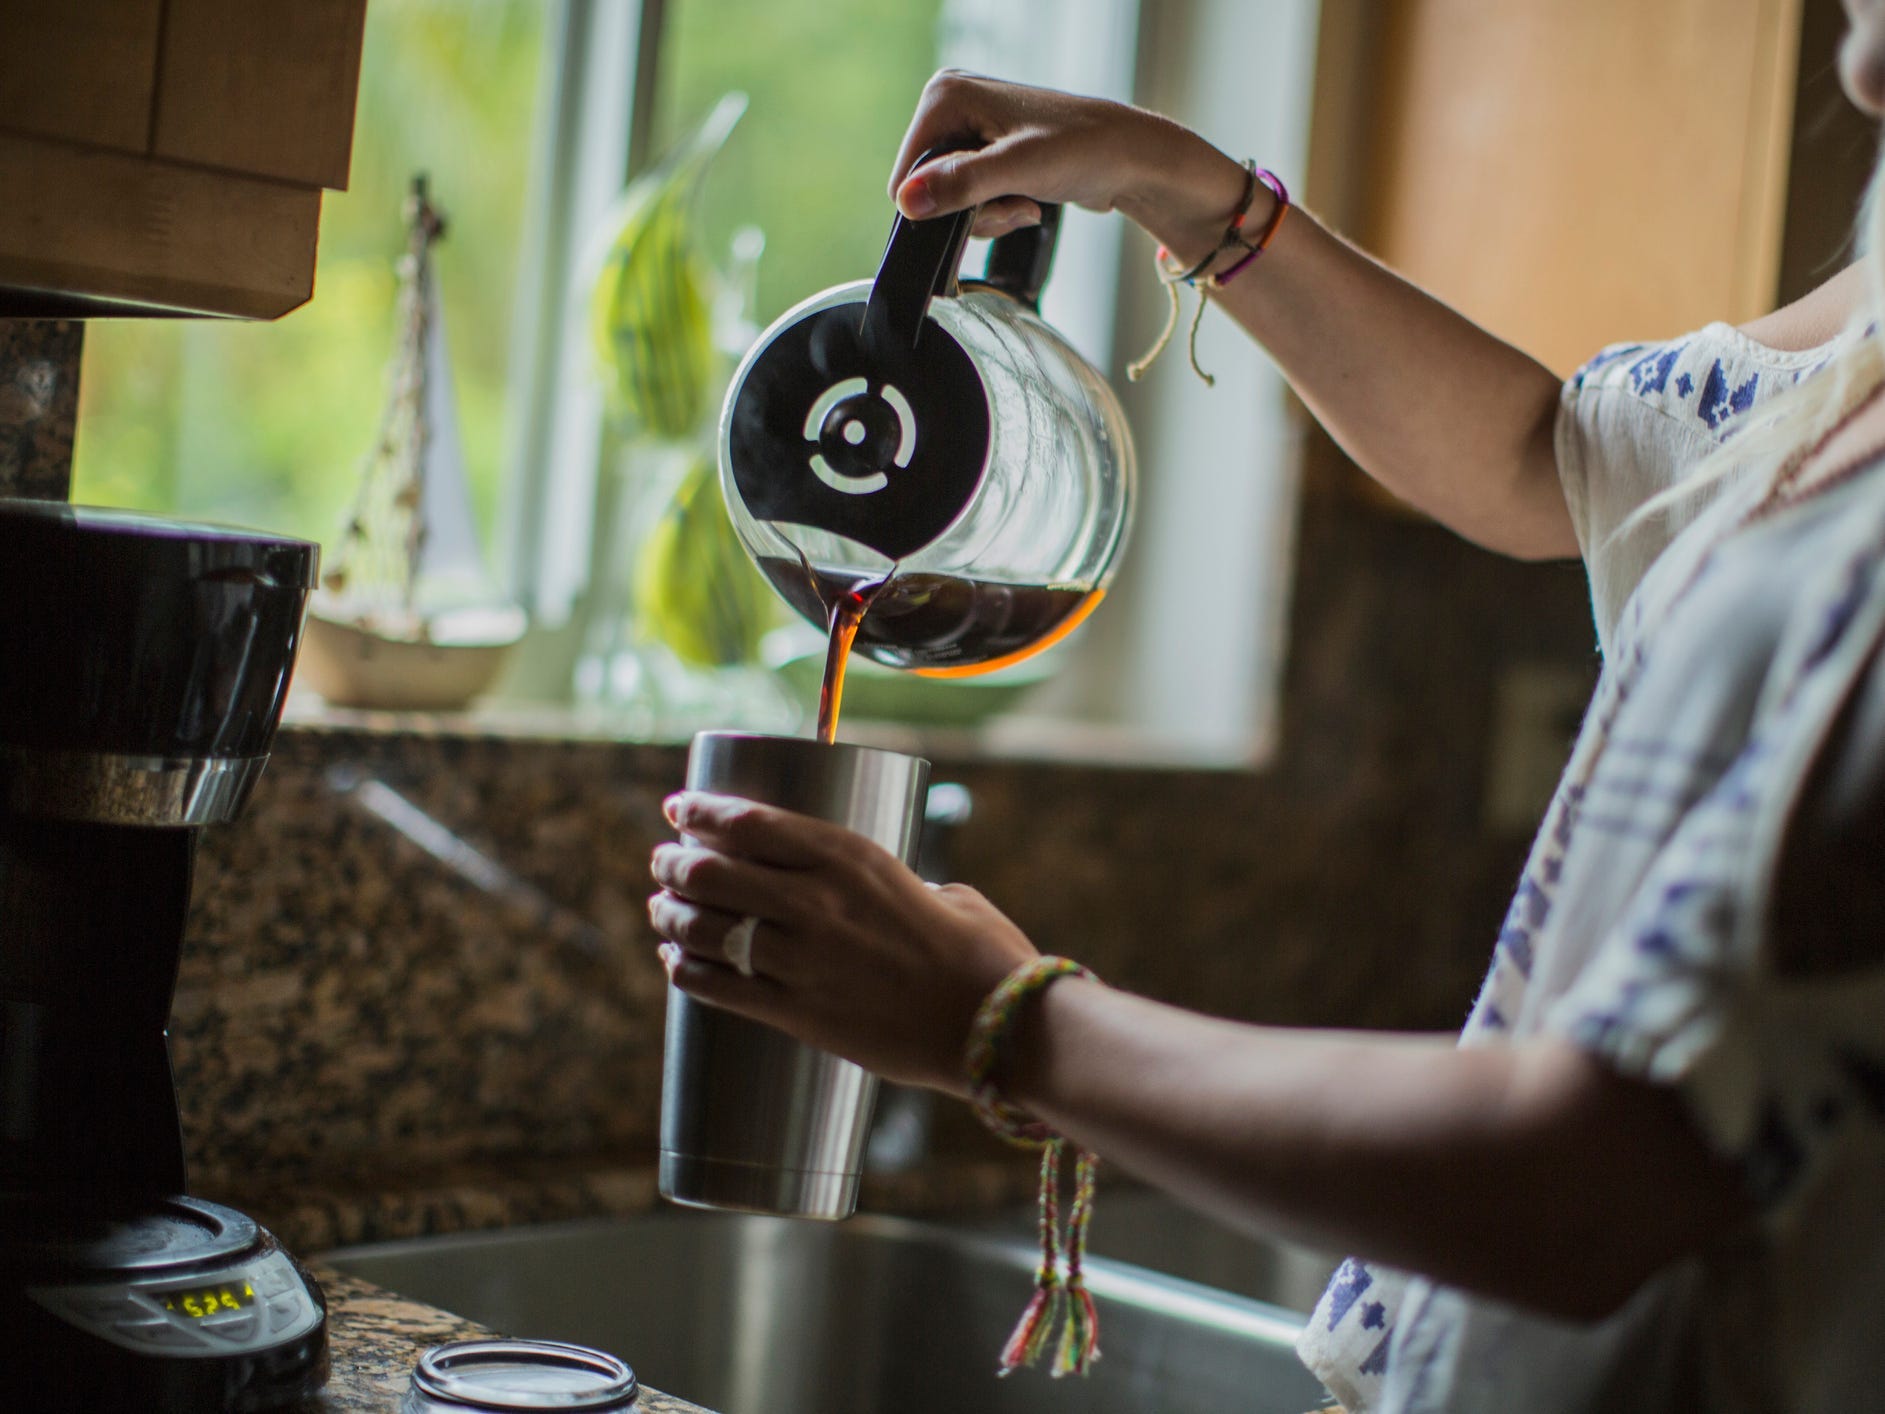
156,1280,256,1320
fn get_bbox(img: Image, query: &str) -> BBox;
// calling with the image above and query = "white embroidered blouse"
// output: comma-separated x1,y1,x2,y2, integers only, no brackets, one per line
1295,320,1885,1413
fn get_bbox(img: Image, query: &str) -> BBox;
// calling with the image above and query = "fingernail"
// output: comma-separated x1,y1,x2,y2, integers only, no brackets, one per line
662,793,686,827
658,942,681,977
900,177,936,218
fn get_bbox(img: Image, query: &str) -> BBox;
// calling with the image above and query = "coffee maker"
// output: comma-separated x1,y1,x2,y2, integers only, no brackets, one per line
0,500,328,1410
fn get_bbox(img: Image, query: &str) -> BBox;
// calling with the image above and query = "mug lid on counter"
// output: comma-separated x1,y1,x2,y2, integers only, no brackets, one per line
405,1339,638,1412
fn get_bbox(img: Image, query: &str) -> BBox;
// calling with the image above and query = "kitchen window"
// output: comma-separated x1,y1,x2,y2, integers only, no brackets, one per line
73,0,1321,766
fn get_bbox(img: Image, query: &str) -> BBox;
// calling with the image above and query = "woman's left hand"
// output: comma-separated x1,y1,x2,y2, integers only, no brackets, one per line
648,790,1038,1093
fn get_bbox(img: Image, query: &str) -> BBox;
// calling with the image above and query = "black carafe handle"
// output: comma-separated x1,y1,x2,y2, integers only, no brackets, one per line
862,145,1065,349
862,144,977,355
981,201,1062,311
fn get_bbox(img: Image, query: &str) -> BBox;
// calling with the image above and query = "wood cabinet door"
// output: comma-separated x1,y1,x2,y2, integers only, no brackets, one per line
151,0,368,189
1352,0,1804,375
0,0,164,154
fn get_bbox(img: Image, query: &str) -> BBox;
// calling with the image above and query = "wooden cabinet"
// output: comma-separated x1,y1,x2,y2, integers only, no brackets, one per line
0,0,367,319
0,0,164,154
1309,0,1872,378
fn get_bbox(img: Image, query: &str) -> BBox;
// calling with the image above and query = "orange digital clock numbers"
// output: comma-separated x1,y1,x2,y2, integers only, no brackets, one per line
159,1281,256,1319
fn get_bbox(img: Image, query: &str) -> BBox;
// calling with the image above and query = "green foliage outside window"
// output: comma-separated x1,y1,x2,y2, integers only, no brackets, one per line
657,0,945,330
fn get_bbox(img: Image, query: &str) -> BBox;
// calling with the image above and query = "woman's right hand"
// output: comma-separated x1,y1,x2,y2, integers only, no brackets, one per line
888,71,1251,268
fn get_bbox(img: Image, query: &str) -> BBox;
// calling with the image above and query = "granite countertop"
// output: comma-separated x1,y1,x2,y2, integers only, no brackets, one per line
306,1264,710,1413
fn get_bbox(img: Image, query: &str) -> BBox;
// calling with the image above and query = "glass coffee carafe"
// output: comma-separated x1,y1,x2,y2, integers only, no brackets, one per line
719,188,1135,678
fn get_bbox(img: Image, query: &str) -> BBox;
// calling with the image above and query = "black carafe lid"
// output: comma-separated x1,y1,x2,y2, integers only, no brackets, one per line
724,164,1062,563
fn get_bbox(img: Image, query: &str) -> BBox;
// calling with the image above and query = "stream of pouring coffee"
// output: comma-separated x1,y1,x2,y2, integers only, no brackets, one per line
815,570,891,745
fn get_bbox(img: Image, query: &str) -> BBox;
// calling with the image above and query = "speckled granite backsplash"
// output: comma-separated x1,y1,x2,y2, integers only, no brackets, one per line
0,319,82,499
173,733,679,1229
172,433,1600,1249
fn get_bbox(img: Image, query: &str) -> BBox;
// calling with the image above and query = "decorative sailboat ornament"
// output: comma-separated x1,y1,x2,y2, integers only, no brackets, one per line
300,175,526,711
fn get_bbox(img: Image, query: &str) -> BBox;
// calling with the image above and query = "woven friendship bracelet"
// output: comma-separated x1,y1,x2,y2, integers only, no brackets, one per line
965,955,1093,1143
1128,162,1292,387
963,955,1104,1378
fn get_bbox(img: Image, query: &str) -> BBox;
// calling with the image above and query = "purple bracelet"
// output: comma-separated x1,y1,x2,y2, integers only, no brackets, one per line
1210,167,1290,287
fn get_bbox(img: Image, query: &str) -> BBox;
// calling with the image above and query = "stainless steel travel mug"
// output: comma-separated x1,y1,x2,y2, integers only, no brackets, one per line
659,731,930,1220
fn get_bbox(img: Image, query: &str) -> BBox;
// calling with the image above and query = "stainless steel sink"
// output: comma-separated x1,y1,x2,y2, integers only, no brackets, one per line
322,1193,1331,1414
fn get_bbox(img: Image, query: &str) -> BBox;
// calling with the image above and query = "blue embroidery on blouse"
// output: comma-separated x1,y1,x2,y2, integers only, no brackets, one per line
1635,928,1678,958
1495,874,1551,976
1573,342,1647,387
1629,344,1682,396
1697,359,1760,431
1675,371,1694,398
1358,1333,1393,1376
1361,1301,1387,1330
1324,1259,1373,1329
1801,554,1875,673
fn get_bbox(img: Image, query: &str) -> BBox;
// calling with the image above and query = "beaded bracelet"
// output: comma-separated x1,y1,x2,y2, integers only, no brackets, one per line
963,956,1103,1378
1128,162,1292,388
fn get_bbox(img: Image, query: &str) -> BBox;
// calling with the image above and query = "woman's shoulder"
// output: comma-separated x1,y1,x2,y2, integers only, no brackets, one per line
1569,324,1851,439
1738,262,1868,353
1567,266,1868,440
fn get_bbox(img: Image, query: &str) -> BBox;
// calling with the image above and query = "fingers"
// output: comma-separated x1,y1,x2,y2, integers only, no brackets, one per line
889,69,987,196
665,791,898,873
971,196,1043,240
888,71,1055,221
650,891,793,981
660,942,789,1017
651,841,807,919
897,135,1046,221
647,889,740,955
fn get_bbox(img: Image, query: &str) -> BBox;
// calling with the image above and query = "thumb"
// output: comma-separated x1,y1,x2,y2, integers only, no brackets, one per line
897,138,1038,220
897,134,1063,224
896,151,970,219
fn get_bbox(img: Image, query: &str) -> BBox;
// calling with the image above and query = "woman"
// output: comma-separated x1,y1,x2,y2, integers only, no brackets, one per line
648,8,1885,1409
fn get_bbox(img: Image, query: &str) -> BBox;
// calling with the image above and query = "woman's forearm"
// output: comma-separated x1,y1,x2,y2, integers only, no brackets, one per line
1006,979,1747,1321
1113,128,1574,560
893,83,1573,559
1226,211,1572,559
647,786,1748,1322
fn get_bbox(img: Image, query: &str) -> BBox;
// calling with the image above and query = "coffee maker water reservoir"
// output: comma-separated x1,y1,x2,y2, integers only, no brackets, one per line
0,501,328,1411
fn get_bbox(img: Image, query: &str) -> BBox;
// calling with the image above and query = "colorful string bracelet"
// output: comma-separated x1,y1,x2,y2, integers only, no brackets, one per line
1129,162,1291,387
964,955,1103,1378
